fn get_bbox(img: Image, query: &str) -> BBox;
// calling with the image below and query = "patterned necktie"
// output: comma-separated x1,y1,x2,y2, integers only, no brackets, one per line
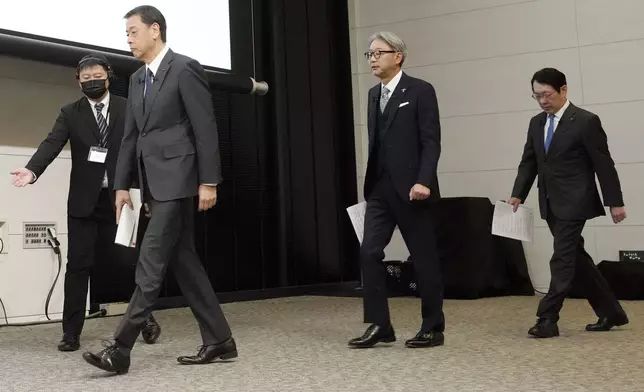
544,114,555,152
94,102,108,147
144,68,154,97
380,86,390,112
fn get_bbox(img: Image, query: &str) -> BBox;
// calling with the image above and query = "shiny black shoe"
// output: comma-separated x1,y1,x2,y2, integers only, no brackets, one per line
528,318,559,338
57,334,80,352
141,314,161,344
348,324,396,348
82,341,130,374
177,337,238,365
405,330,444,348
585,315,629,332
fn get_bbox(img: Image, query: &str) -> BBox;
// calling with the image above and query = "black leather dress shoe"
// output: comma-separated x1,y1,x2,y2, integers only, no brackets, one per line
348,324,396,348
82,342,130,374
405,331,444,348
57,334,80,352
586,315,629,332
528,318,559,338
141,314,161,344
177,337,238,365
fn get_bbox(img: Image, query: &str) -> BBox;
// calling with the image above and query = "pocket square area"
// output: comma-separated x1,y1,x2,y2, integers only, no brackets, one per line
399,102,410,107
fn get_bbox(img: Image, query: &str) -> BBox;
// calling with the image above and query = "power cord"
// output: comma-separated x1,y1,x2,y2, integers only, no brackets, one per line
45,228,62,321
0,230,104,328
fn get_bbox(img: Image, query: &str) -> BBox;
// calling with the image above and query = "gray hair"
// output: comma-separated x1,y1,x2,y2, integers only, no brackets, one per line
368,31,407,66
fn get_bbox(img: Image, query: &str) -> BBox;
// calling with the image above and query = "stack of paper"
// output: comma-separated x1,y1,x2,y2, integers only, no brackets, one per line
491,200,534,242
114,189,142,248
346,201,367,244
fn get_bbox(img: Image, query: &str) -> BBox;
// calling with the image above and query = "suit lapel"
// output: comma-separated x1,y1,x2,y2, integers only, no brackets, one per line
367,87,379,153
106,99,123,146
79,98,101,144
142,50,174,130
132,68,145,131
536,112,547,157
381,73,410,136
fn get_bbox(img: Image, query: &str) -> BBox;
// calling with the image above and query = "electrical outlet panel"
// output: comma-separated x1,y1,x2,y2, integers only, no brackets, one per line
23,222,57,249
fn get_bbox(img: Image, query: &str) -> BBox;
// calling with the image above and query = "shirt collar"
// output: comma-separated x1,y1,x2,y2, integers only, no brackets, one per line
146,45,170,76
381,69,403,93
88,92,110,110
552,99,570,119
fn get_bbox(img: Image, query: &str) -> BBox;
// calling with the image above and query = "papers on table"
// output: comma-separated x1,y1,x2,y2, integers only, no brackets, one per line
346,201,367,244
491,200,533,242
114,189,142,248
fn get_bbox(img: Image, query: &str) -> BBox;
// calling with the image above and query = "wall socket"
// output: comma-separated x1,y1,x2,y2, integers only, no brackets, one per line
23,222,57,249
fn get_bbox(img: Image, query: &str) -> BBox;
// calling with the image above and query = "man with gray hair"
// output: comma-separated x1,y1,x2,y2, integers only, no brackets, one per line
348,32,444,349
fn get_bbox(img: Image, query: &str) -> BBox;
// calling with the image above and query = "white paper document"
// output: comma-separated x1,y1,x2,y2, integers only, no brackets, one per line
346,201,367,244
114,189,142,248
491,200,534,242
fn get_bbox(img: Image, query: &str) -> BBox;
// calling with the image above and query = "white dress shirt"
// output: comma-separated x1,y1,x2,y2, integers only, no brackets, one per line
145,44,170,87
381,69,403,98
89,92,110,125
544,99,570,140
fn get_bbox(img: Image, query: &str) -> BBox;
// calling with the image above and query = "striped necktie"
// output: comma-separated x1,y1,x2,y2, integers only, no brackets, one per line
94,102,108,147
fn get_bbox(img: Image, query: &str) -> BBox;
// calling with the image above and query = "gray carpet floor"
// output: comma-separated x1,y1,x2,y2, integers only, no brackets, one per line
0,295,642,391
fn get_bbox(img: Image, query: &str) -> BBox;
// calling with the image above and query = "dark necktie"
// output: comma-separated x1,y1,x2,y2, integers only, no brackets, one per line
94,102,108,147
145,68,154,97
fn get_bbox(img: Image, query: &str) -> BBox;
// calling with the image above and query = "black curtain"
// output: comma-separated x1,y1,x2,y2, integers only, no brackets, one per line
92,0,360,304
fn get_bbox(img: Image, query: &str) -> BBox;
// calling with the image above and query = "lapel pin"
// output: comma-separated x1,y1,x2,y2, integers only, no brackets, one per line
401,88,406,92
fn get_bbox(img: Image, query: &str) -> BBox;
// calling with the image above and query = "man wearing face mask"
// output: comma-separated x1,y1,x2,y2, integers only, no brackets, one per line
9,53,161,351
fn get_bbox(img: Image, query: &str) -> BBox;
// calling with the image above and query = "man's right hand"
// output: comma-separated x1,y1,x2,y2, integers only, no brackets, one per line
507,197,522,212
9,168,34,187
115,190,133,224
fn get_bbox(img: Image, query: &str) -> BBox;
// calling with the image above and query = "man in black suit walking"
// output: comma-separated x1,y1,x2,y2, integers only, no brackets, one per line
509,68,629,338
348,32,444,349
82,6,236,374
10,53,160,351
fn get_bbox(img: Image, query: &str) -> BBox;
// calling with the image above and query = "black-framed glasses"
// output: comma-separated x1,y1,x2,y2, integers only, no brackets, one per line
364,50,396,60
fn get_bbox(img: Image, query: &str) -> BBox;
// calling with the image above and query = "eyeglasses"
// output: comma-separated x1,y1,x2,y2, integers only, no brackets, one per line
364,50,396,60
532,92,555,100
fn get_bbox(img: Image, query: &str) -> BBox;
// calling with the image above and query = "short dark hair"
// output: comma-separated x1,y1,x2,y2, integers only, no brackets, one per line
531,68,567,92
76,53,112,79
124,5,167,43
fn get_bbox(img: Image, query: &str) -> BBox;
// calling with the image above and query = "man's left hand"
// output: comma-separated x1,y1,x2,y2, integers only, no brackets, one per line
610,206,626,224
198,184,218,211
409,184,431,201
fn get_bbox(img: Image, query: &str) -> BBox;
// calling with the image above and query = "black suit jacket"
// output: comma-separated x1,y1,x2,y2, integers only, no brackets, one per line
115,49,222,201
511,103,624,220
364,72,441,203
26,95,126,218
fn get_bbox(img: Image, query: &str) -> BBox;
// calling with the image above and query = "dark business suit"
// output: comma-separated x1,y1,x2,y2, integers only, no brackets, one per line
25,95,125,337
511,102,627,322
113,49,231,349
361,72,444,332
